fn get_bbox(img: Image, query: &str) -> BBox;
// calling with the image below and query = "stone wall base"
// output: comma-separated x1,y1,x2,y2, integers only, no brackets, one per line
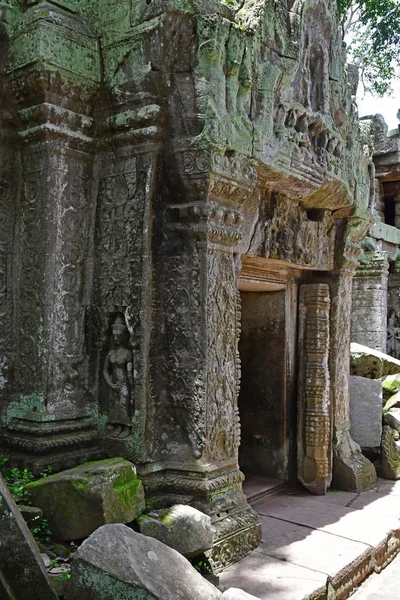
206,506,261,573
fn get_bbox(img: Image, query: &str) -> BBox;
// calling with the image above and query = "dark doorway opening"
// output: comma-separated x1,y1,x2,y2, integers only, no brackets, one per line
384,195,395,226
239,290,295,490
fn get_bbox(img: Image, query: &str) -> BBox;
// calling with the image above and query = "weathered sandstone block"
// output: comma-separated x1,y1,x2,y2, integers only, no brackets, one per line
25,458,145,541
138,504,213,558
66,524,222,600
350,343,400,379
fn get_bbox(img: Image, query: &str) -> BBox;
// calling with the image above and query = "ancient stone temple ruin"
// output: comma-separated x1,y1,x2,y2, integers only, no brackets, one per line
0,0,379,567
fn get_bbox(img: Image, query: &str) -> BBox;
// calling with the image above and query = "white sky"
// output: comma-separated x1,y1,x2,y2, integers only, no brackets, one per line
357,81,400,131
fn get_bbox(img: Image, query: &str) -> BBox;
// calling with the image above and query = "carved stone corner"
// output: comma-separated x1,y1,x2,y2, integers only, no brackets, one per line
206,506,261,573
378,426,400,480
332,430,376,492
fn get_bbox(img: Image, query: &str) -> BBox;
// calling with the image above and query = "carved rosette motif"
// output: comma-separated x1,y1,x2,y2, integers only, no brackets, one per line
298,283,331,495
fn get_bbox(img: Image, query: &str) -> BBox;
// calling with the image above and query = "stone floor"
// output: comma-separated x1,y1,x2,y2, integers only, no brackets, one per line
219,479,400,600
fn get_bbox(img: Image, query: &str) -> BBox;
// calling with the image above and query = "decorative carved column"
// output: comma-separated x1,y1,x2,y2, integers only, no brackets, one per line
351,251,389,352
387,260,400,359
0,2,102,471
329,210,377,491
298,284,331,495
144,149,260,571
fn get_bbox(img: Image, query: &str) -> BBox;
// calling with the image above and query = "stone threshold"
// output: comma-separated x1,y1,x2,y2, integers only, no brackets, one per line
220,479,400,600
243,475,288,507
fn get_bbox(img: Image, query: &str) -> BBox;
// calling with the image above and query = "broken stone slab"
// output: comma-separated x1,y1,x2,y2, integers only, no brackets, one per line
0,472,58,600
384,408,400,431
25,458,145,541
221,589,262,599
350,343,400,379
138,504,213,558
66,523,222,600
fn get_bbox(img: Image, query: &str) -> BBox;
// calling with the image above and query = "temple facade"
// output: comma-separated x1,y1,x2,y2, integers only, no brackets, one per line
0,0,378,568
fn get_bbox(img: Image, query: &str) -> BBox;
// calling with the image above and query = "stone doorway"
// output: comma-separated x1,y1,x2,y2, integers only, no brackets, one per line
239,289,292,481
238,262,300,500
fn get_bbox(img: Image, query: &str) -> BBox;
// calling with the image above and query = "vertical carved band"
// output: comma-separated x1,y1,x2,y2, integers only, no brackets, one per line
298,283,331,494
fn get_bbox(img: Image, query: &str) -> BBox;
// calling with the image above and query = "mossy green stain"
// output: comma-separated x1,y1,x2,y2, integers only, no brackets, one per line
72,478,89,494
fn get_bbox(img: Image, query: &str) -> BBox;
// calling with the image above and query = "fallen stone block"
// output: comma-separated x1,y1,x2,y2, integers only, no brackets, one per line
350,343,400,379
221,589,262,599
25,458,145,541
66,523,222,600
384,408,400,431
0,472,58,600
138,504,213,557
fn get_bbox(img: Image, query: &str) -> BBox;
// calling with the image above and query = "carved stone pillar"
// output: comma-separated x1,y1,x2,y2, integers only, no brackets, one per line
298,284,331,495
350,251,388,459
146,159,260,570
329,211,377,491
387,260,400,359
0,2,102,471
351,251,389,352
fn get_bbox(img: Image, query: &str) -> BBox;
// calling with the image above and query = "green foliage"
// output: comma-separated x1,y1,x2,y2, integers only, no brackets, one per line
0,457,53,545
0,459,35,504
30,515,52,544
340,0,400,95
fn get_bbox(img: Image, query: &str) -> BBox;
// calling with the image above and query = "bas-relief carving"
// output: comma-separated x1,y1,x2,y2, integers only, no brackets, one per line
103,314,134,436
388,270,400,360
91,152,152,447
0,163,17,410
238,190,335,269
205,249,240,463
0,0,374,569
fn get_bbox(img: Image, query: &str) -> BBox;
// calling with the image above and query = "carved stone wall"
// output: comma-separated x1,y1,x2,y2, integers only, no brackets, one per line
387,263,400,360
0,0,373,568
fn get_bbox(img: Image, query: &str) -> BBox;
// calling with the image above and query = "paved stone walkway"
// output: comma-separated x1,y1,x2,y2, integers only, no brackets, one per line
219,479,400,600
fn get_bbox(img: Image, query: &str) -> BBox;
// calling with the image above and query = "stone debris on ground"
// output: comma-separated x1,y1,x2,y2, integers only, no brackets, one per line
65,523,223,600
138,503,214,557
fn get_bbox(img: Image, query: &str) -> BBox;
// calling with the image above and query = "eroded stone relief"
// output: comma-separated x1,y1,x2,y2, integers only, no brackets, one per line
0,0,375,569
